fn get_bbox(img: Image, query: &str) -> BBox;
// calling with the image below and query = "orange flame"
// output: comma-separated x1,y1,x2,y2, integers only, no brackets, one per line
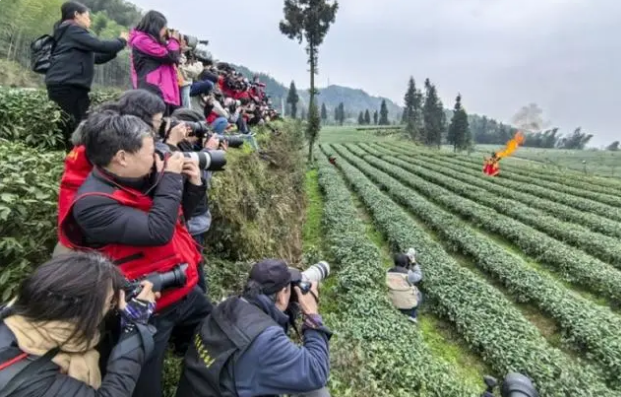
496,131,525,159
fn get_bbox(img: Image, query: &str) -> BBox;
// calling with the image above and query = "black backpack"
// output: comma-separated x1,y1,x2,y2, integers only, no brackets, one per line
30,28,67,74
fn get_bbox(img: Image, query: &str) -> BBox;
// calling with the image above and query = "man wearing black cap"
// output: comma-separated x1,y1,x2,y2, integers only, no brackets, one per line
176,259,332,397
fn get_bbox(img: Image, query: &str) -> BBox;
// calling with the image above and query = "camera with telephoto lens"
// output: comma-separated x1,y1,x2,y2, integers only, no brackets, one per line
480,373,539,397
154,141,227,172
167,29,208,49
293,261,330,294
124,264,188,301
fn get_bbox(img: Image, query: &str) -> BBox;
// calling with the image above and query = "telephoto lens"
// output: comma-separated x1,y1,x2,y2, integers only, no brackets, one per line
295,261,331,294
500,373,539,397
221,135,245,149
124,264,189,301
182,150,226,171
301,261,330,283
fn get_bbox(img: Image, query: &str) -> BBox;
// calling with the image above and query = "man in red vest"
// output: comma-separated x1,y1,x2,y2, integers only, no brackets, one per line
59,109,212,397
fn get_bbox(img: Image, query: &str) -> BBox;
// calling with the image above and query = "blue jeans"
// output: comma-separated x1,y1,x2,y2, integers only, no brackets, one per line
211,116,229,134
190,80,214,97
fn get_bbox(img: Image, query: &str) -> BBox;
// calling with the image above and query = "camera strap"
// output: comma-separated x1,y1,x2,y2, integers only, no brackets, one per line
0,347,60,397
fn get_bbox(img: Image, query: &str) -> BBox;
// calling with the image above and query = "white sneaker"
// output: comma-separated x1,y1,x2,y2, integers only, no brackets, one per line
408,317,418,324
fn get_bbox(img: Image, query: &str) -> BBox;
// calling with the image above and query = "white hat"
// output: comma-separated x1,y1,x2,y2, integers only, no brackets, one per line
405,248,416,262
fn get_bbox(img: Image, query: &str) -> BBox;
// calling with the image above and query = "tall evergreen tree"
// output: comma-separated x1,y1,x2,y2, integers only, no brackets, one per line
320,102,328,123
373,110,378,125
337,102,345,125
286,81,299,119
422,78,446,147
403,77,423,140
379,99,389,125
364,109,371,125
447,94,471,152
358,111,365,125
280,0,339,162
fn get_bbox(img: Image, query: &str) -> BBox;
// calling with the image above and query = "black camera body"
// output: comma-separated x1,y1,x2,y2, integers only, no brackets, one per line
124,264,188,301
481,373,539,397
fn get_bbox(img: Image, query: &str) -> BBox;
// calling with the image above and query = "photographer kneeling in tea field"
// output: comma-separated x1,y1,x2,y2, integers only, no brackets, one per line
386,249,423,323
176,259,332,397
0,252,158,397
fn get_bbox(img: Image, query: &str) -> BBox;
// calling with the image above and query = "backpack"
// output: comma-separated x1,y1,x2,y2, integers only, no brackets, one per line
30,28,67,74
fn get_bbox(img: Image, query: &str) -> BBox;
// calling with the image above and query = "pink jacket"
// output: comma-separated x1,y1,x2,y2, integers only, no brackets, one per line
128,29,181,106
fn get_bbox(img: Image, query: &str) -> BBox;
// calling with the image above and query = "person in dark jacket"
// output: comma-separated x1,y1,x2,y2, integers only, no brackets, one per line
176,259,332,397
45,1,128,151
0,252,158,397
58,110,213,397
129,10,181,116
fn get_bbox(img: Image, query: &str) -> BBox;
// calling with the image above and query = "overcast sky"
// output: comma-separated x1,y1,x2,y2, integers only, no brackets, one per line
129,0,620,146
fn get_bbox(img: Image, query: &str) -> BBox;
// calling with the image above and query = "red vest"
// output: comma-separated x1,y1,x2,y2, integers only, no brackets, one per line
57,145,93,247
59,176,200,311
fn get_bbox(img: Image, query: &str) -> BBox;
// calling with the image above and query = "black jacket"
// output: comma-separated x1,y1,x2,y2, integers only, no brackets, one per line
72,168,206,247
0,320,155,397
45,21,126,90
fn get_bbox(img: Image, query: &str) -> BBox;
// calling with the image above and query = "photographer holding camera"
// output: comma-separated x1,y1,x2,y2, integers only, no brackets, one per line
176,259,332,397
386,249,423,323
58,110,213,397
0,252,158,397
129,10,182,115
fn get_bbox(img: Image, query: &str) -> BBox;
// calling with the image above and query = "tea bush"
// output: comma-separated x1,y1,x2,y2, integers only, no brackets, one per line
0,140,65,301
0,88,121,150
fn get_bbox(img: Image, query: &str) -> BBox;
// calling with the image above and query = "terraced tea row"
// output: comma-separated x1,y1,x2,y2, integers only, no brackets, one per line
315,151,477,397
343,144,621,303
322,144,613,397
334,144,621,388
364,144,621,268
378,146,621,240
385,141,621,193
382,142,621,222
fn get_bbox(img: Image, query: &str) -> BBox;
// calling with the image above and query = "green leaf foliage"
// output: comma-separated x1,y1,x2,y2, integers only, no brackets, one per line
0,88,121,150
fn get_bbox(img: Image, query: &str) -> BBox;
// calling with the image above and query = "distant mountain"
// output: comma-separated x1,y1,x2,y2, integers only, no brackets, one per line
231,64,402,122
299,85,402,123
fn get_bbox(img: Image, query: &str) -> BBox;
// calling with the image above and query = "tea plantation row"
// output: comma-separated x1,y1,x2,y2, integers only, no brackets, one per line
334,143,621,388
322,144,613,396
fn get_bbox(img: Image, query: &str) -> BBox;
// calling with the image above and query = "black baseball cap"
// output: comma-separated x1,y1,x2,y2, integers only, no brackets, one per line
249,259,302,295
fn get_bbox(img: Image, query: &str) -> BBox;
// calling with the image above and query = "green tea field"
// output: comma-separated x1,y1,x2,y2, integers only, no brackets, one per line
315,126,621,397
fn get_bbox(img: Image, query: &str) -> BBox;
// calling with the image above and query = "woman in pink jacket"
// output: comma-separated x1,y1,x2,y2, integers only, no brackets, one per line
129,10,181,115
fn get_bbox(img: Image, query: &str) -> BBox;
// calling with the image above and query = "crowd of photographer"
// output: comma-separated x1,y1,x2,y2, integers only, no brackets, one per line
38,3,278,153
9,1,539,397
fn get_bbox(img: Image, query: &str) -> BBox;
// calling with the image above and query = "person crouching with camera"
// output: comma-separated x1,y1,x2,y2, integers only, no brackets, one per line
176,259,332,397
58,110,213,397
0,252,158,397
386,248,423,324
